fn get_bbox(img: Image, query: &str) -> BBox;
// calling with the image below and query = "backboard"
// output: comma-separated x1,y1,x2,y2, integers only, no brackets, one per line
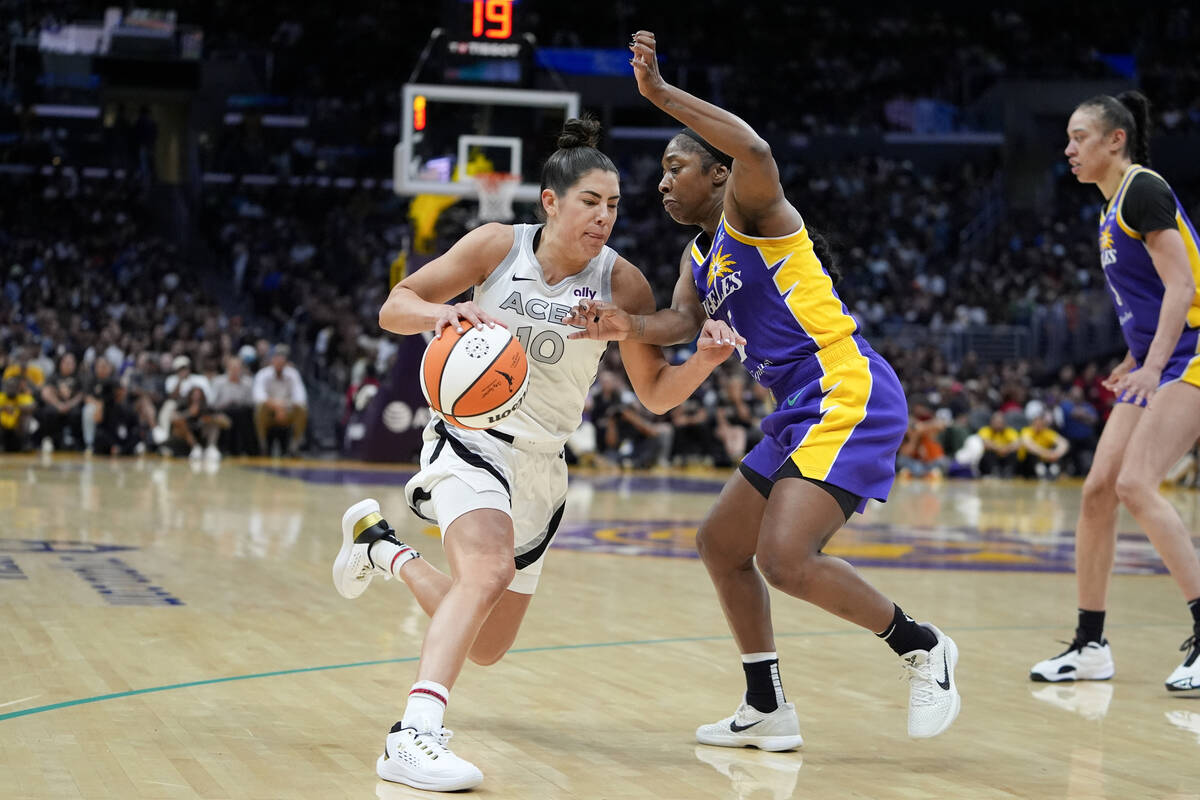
394,82,580,202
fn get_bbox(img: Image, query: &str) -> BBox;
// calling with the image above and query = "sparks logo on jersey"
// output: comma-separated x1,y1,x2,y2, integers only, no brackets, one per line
701,245,744,316
1099,226,1117,267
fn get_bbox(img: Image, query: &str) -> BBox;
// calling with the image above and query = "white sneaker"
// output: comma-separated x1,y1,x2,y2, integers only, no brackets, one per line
376,726,483,791
189,445,203,462
903,623,961,738
1031,682,1114,721
332,499,413,600
695,701,804,751
40,437,54,454
1165,634,1200,694
204,445,221,463
693,746,802,800
1030,639,1114,682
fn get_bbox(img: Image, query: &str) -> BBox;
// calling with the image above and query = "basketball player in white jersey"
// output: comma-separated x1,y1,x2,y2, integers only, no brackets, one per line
331,117,741,792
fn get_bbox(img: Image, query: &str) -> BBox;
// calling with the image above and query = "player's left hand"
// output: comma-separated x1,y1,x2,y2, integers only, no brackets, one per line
629,30,667,98
695,318,741,363
1112,365,1161,408
564,299,634,341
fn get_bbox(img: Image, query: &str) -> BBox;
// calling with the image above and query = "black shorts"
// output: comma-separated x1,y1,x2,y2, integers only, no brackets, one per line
739,460,861,522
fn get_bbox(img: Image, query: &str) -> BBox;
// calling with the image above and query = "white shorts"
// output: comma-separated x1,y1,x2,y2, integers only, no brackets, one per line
404,419,568,594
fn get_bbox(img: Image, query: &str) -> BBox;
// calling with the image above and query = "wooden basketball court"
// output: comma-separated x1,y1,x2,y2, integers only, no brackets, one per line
4,454,1200,799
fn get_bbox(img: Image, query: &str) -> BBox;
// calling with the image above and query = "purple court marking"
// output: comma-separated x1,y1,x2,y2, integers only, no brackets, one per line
549,519,1169,575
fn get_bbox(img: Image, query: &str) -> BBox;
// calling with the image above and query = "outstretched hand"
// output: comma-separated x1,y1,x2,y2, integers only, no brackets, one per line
564,299,636,341
629,30,667,99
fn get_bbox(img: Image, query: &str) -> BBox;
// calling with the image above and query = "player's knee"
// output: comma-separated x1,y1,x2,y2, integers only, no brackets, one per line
1114,471,1152,510
757,548,813,594
1081,470,1118,507
459,559,516,602
696,524,751,570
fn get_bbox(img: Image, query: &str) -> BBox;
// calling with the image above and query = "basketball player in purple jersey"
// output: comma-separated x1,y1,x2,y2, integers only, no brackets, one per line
1030,92,1200,693
329,118,737,792
568,31,961,744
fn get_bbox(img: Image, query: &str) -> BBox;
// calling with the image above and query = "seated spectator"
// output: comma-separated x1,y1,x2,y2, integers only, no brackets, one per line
1057,385,1099,476
897,404,951,479
1018,413,1070,479
3,345,45,390
253,344,308,456
37,352,85,451
0,376,36,452
158,355,214,446
670,394,718,466
713,370,764,465
211,355,257,455
172,385,231,462
82,357,140,455
591,369,672,469
977,411,1020,477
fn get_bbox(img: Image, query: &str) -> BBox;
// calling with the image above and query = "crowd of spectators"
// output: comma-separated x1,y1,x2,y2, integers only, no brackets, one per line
0,174,310,458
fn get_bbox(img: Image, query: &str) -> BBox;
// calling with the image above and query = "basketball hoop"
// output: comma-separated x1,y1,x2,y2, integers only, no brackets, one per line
473,172,519,223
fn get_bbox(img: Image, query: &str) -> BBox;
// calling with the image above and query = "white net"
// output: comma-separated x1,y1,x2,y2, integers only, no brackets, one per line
473,172,519,222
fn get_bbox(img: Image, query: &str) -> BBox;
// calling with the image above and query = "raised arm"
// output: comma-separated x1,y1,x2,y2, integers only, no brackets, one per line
609,257,735,414
379,223,512,337
630,30,796,228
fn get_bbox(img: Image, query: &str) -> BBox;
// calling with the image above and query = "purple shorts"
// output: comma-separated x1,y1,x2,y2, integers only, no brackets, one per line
1116,328,1200,407
741,336,908,513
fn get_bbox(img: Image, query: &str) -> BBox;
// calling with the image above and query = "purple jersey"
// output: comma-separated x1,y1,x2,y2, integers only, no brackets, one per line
690,215,858,394
691,215,908,507
1099,165,1200,364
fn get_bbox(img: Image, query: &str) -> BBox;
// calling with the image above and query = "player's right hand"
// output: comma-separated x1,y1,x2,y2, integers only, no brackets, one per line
1101,355,1135,392
433,302,504,339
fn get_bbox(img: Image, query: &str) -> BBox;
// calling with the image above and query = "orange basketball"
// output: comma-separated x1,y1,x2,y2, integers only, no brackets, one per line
420,324,529,430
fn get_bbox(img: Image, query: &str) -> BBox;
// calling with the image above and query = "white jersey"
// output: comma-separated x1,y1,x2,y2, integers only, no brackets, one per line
473,223,613,443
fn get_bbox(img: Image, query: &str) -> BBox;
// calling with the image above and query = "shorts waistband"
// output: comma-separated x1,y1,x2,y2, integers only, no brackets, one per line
770,335,870,393
485,428,566,454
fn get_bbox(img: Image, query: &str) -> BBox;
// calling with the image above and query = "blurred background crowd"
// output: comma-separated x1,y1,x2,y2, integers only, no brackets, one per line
3,0,1200,484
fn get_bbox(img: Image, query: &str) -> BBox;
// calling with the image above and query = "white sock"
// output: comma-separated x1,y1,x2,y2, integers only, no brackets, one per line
402,680,448,733
368,539,419,577
740,651,778,664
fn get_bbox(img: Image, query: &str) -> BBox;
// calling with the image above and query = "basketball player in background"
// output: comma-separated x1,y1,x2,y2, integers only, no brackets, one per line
567,31,961,746
330,117,740,792
1029,92,1200,693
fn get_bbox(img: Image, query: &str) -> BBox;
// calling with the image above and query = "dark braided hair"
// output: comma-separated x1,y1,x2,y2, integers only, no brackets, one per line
537,115,617,220
1078,90,1153,165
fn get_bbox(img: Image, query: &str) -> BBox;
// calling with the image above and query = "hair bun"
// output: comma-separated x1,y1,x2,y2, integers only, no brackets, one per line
557,115,602,150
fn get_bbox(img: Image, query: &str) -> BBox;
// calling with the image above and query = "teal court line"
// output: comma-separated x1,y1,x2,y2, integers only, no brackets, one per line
0,622,1175,723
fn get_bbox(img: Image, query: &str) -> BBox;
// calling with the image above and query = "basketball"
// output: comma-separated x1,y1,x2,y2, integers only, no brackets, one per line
420,324,529,430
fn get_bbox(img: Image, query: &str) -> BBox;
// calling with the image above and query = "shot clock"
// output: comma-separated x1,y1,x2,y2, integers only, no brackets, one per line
441,0,527,84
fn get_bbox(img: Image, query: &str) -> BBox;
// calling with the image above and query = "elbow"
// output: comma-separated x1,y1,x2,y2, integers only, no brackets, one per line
743,137,772,163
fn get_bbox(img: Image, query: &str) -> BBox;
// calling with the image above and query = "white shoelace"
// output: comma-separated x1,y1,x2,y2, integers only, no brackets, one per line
902,654,934,706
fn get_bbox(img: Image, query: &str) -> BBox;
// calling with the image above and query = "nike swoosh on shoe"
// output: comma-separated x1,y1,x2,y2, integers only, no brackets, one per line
937,651,951,691
729,719,762,733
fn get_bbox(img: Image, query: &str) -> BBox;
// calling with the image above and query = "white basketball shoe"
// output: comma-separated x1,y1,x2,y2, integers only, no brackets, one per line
1165,634,1200,694
902,623,961,738
333,499,414,600
376,725,483,792
695,701,804,751
1030,638,1114,683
